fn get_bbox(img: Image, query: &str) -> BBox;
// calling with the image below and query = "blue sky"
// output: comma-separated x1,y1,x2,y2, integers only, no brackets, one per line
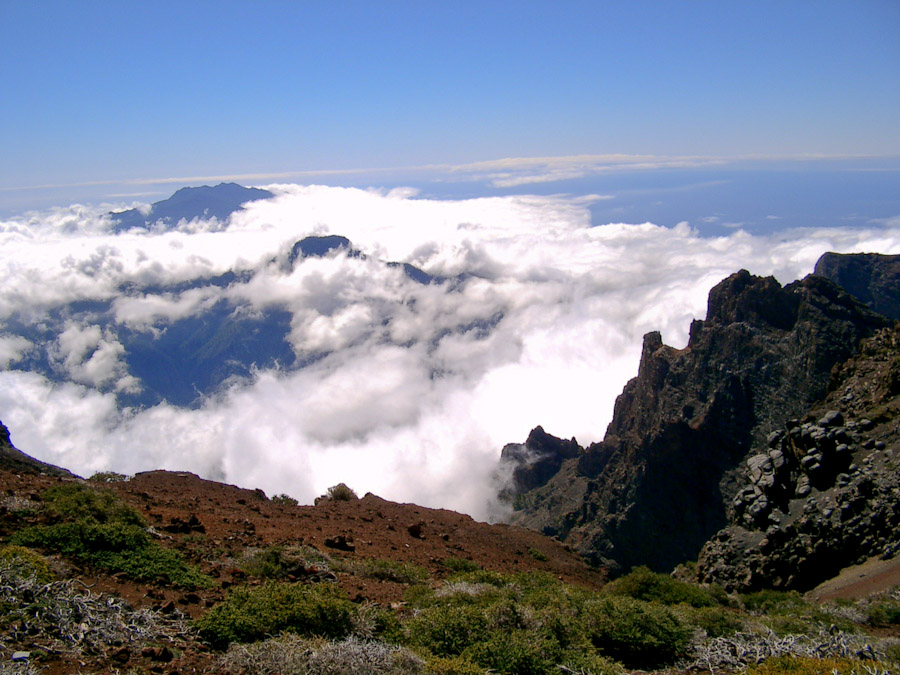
2,0,899,210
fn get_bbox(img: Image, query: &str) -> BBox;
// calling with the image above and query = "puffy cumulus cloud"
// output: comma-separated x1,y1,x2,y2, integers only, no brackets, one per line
2,185,900,519
0,335,32,368
49,322,136,392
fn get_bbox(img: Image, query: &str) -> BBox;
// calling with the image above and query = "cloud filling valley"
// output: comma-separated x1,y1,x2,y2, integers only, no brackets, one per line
2,184,899,520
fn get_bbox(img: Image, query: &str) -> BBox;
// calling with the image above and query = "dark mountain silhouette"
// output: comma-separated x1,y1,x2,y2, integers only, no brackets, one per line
109,182,273,232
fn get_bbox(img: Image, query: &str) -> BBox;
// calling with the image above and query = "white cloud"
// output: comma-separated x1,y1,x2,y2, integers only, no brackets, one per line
0,335,32,368
1,185,899,520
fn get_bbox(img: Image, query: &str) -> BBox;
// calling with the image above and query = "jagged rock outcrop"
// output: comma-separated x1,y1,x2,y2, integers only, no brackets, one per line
814,252,900,320
697,325,900,591
0,420,72,476
501,270,891,574
499,426,581,495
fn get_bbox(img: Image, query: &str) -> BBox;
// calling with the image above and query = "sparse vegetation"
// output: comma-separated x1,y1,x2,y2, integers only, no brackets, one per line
218,634,425,675
0,551,187,656
10,483,211,588
88,471,129,483
316,482,359,503
3,477,899,675
603,565,719,607
441,557,481,573
239,544,332,579
350,558,429,584
271,492,299,506
194,581,356,649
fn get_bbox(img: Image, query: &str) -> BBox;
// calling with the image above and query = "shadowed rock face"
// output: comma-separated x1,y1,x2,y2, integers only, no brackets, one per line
698,325,900,592
814,252,900,321
502,270,890,575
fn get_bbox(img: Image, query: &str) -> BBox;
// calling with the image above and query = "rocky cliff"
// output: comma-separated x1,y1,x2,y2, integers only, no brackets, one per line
696,324,900,591
501,268,892,575
814,252,900,321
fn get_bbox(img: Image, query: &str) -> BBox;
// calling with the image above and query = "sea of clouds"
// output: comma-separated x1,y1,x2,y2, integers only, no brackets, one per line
1,184,899,520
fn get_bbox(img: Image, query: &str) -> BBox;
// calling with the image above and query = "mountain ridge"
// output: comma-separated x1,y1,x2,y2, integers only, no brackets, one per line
500,258,897,576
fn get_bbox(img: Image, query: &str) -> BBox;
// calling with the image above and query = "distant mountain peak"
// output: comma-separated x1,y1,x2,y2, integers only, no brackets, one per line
109,182,274,233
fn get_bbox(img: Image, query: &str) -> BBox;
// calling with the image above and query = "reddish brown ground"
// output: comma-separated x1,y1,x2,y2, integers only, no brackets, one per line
0,466,606,673
807,555,900,603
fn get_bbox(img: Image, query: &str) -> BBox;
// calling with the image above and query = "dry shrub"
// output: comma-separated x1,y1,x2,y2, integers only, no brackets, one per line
219,634,424,674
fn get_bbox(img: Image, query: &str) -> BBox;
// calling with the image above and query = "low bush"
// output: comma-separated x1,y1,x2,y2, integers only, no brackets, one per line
0,545,55,584
867,597,900,626
353,558,429,585
424,654,486,675
240,544,332,579
461,629,556,675
271,493,299,506
741,589,806,614
528,547,548,562
195,581,356,649
88,471,129,483
745,655,893,674
441,557,481,573
583,595,692,668
11,483,210,589
218,634,425,675
0,552,187,656
684,605,744,637
603,565,718,607
404,604,490,657
559,651,625,675
43,483,144,525
315,483,359,504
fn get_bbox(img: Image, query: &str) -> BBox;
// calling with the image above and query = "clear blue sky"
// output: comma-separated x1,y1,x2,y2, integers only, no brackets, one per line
2,0,899,199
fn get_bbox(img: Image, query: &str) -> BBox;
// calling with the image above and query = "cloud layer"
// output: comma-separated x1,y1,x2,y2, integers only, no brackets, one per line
1,185,899,519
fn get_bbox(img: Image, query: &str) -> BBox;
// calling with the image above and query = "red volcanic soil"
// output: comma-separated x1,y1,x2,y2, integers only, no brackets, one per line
0,466,605,673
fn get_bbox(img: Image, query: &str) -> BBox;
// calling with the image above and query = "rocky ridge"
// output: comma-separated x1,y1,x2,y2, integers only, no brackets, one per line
697,323,900,591
501,262,894,576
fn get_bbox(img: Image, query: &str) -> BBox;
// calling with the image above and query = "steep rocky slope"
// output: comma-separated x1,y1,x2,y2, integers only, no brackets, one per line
501,269,891,575
815,252,900,321
697,324,900,592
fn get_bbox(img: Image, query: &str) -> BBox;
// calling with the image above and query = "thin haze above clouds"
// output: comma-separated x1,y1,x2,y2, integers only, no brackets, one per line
2,186,900,519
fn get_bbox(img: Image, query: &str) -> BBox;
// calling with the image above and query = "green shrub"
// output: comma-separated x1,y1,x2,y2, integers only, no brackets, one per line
218,634,425,675
583,595,692,668
0,545,55,584
240,544,331,579
424,654,487,675
316,482,359,504
271,493,299,506
353,558,429,585
740,588,806,614
603,565,717,607
11,483,210,589
683,605,744,637
559,650,625,675
867,599,900,626
528,547,548,562
745,655,893,674
444,569,506,589
462,629,556,675
441,557,481,573
195,581,355,649
43,483,145,525
88,471,129,483
404,604,490,656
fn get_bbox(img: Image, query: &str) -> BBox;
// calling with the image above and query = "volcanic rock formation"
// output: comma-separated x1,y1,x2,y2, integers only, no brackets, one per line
501,268,892,575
